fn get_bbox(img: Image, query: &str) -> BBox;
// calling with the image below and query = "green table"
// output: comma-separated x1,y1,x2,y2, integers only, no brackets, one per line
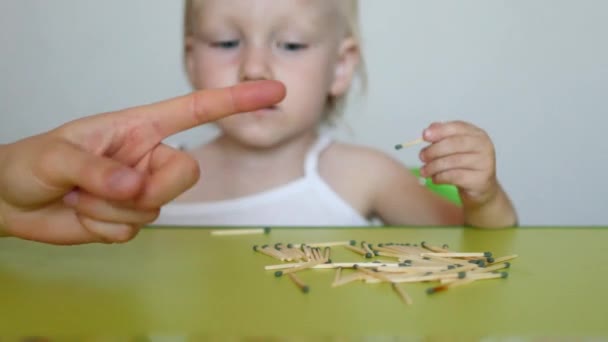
1,227,606,339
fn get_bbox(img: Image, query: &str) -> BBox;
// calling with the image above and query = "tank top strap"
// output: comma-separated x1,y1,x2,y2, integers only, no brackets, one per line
304,134,333,176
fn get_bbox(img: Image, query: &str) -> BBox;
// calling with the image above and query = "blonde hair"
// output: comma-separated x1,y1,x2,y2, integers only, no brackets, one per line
183,0,367,123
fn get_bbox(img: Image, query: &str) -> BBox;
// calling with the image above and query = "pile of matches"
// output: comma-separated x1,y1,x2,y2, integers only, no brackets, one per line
253,240,517,305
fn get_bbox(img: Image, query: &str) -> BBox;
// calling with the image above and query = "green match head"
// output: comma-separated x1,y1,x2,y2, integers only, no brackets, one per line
484,252,492,257
253,245,259,251
365,253,373,259
263,227,271,234
501,272,509,279
302,286,310,293
274,271,283,277
395,144,403,150
349,240,357,246
426,288,436,295
458,272,466,279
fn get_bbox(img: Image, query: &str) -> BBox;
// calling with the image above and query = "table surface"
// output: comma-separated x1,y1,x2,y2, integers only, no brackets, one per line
1,226,607,339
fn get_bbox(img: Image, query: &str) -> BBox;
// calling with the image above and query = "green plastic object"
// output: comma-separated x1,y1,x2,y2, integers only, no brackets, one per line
411,167,462,205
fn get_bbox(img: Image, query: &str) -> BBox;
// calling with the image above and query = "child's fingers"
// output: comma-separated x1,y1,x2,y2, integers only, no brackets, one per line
419,135,486,163
420,153,485,178
78,215,142,244
135,144,200,209
430,169,487,190
63,191,160,225
423,121,485,143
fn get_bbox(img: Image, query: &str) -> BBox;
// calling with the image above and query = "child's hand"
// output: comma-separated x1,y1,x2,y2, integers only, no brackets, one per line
419,121,499,205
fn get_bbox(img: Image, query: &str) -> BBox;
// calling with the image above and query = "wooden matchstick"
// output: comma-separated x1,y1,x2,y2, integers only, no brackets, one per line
287,273,310,293
334,267,342,285
395,138,424,150
420,252,492,258
211,227,270,236
426,278,476,294
392,283,413,305
440,271,509,284
274,259,327,277
470,262,511,274
323,247,331,263
356,266,395,283
420,241,451,253
437,271,508,285
290,241,355,248
332,272,367,288
488,254,519,265
344,244,371,258
264,262,401,271
253,245,287,261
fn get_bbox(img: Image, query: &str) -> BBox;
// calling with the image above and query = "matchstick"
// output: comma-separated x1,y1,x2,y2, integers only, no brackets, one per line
287,273,310,294
334,267,342,285
323,247,332,263
289,241,355,248
264,262,402,271
426,278,476,294
332,272,367,287
420,252,492,258
361,241,375,258
395,138,424,150
344,244,371,258
488,254,519,265
253,245,287,261
470,262,511,274
275,259,327,277
421,241,451,253
440,271,509,284
392,283,413,305
211,227,270,236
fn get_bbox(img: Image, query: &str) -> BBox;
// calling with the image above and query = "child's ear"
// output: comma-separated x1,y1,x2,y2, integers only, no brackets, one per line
330,37,360,97
184,36,200,89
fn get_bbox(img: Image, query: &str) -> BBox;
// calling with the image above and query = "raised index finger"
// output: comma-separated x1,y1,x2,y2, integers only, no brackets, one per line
123,80,286,139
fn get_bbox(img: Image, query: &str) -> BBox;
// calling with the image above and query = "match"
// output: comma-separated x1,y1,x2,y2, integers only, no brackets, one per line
211,227,270,236
255,240,515,303
395,137,424,150
287,273,310,293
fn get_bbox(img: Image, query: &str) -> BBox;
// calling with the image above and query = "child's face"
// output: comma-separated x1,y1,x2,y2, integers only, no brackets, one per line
186,0,357,147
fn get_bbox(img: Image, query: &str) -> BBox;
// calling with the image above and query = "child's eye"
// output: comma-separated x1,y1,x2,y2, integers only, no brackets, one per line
210,40,240,49
278,42,308,51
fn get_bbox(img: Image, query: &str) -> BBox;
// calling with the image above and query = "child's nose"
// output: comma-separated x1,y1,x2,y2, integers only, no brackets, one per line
239,47,272,81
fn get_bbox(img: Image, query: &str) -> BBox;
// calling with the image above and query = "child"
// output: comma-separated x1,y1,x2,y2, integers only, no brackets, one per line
154,0,517,228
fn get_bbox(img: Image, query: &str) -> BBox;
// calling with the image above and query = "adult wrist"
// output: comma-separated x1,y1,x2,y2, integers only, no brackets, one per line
0,144,8,237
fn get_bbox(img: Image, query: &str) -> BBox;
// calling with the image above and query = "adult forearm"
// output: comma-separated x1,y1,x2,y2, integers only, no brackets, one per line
0,212,6,237
0,144,8,237
463,184,518,229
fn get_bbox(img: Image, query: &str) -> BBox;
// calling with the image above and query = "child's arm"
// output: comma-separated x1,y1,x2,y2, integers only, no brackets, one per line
419,121,518,228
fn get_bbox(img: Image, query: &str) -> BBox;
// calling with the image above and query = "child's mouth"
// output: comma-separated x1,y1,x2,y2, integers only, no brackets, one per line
251,106,278,117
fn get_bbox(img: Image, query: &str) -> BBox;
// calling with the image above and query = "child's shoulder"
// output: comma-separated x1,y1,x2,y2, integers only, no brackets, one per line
320,141,420,191
323,141,412,173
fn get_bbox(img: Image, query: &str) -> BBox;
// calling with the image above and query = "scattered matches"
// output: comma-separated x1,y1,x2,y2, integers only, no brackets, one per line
253,240,517,306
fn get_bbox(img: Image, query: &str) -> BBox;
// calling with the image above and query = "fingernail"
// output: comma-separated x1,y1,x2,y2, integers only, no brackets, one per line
108,168,141,192
424,129,433,140
63,190,79,206
419,150,426,162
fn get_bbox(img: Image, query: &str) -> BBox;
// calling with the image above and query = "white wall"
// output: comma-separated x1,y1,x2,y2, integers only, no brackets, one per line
1,0,606,225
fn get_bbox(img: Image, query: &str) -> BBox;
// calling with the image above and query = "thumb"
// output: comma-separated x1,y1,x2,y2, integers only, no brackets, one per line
36,140,145,202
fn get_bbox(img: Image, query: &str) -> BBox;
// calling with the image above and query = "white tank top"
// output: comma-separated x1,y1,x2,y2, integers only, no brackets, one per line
152,135,370,227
